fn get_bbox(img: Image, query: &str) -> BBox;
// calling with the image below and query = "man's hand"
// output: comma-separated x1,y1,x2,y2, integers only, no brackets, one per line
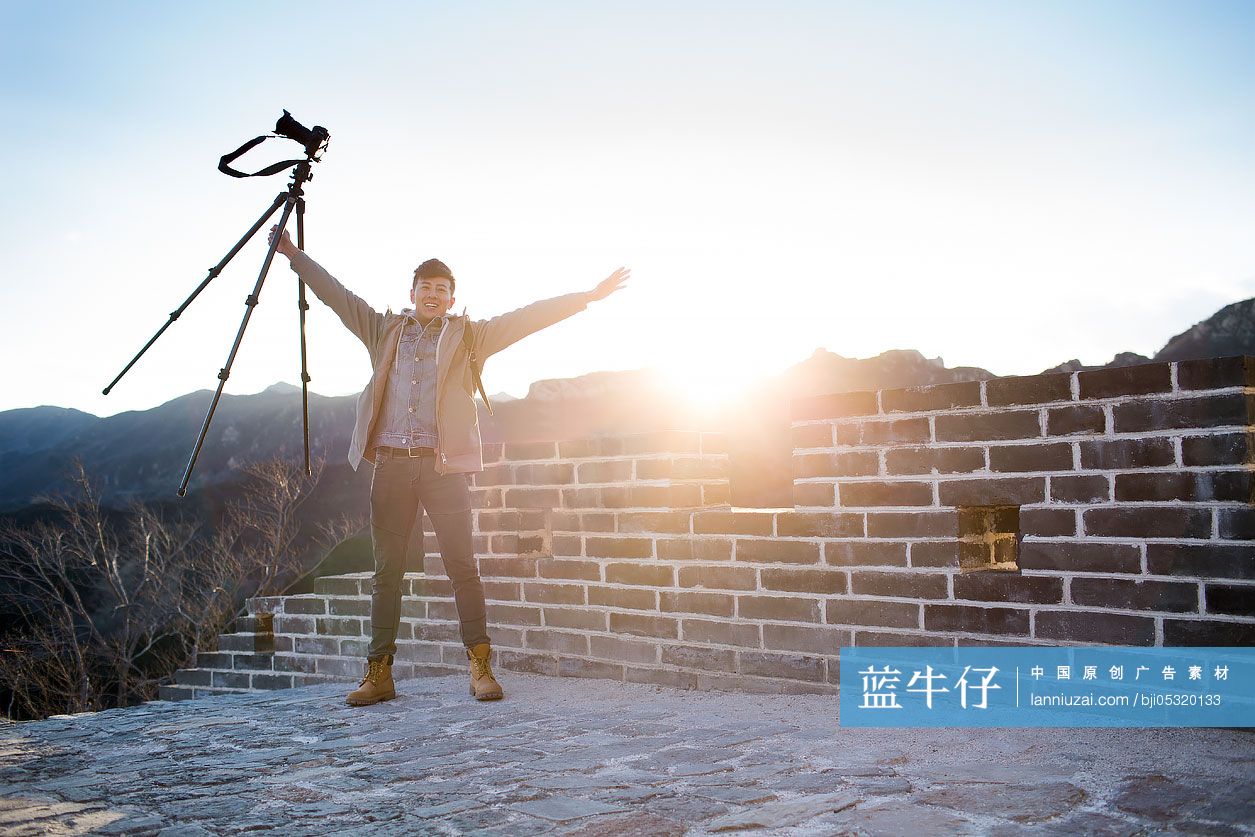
268,225,298,260
588,267,630,302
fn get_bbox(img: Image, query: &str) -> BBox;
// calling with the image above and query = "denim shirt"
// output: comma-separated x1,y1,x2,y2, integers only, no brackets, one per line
370,311,444,450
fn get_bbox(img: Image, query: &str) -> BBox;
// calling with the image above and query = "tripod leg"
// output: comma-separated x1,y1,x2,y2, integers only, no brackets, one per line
179,196,299,496
103,192,289,395
296,198,312,476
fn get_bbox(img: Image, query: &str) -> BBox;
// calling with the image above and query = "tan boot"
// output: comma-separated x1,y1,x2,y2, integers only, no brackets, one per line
467,642,503,700
346,656,396,706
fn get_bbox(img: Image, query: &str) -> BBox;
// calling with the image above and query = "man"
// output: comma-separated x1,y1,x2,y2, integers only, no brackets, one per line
269,225,628,705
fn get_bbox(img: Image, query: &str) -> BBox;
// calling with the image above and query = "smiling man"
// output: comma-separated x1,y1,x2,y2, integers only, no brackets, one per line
269,226,629,706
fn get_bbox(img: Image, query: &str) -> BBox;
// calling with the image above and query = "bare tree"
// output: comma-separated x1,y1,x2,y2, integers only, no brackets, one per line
0,457,361,719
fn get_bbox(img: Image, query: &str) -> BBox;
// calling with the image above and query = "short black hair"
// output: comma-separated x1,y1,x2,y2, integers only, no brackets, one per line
413,258,455,295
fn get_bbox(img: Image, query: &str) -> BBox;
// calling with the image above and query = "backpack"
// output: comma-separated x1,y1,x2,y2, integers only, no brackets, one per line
461,316,493,416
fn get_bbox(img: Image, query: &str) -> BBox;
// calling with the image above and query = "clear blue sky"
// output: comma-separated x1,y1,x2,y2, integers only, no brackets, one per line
2,0,1253,415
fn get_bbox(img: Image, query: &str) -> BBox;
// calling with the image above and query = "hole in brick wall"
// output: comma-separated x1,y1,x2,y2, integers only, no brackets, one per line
957,505,1020,572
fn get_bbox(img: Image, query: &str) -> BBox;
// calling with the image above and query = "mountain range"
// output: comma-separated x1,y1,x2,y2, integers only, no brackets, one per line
2,296,1252,512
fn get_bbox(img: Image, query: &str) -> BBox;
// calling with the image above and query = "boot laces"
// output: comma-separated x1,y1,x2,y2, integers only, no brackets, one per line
362,659,388,686
470,653,492,680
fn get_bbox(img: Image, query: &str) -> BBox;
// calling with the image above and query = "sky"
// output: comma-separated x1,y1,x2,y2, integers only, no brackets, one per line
2,0,1253,416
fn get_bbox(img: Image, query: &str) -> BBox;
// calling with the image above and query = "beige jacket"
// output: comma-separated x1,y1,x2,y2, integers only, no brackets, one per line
288,250,590,474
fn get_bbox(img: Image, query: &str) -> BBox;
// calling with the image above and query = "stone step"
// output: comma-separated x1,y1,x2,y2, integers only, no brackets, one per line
216,632,275,653
229,613,274,635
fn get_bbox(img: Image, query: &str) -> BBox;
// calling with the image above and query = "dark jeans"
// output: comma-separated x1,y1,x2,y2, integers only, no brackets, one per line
367,451,489,660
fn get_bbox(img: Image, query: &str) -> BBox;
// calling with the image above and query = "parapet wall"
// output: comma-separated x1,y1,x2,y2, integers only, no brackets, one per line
162,356,1255,700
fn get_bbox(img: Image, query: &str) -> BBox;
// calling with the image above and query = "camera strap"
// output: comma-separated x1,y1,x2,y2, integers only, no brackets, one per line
461,318,494,416
218,135,308,178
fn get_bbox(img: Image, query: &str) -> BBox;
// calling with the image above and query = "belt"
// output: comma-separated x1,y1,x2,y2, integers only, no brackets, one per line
375,445,437,459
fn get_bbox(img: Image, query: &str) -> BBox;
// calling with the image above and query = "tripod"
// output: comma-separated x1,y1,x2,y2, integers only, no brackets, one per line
103,155,317,496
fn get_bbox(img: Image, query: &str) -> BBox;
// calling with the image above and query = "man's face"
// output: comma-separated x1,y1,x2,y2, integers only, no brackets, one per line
410,277,454,323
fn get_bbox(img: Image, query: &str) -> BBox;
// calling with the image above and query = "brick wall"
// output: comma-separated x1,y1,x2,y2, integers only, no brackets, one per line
163,357,1254,700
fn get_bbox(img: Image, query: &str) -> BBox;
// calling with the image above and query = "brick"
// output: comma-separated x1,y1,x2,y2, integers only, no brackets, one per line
885,446,984,475
625,667,699,689
826,599,919,629
660,590,734,617
924,605,1030,635
849,571,947,599
485,603,543,625
329,598,371,617
1162,619,1255,646
411,622,459,642
315,577,362,596
557,439,595,458
621,430,701,455
1146,543,1255,580
522,582,586,605
656,538,733,561
1035,611,1154,645
989,443,1073,473
735,539,821,565
881,381,981,413
498,649,558,676
640,456,729,481
1046,404,1106,436
504,442,557,460
987,373,1072,406
955,507,1016,541
760,568,846,594
839,481,934,507
660,644,738,672
1078,363,1172,399
681,618,761,647
854,631,953,647
543,607,607,631
1083,507,1211,539
590,635,659,664
576,460,633,483
776,511,863,537
482,442,504,463
474,464,513,487
1050,474,1110,503
316,617,362,637
1182,432,1253,466
678,565,758,590
737,595,822,622
293,636,339,655
514,463,574,485
909,541,959,568
561,487,601,508
793,451,879,479
1176,356,1255,390
1079,438,1174,470
609,611,679,638
866,511,957,538
284,597,326,615
552,535,582,557
212,671,251,689
558,657,625,680
703,483,731,506
503,488,561,509
1217,508,1255,540
537,558,602,581
1114,393,1253,433
1071,577,1199,613
1115,471,1253,503
738,651,826,682
1020,507,1076,537
525,630,589,655
587,585,657,611
692,511,773,536
825,541,908,567
792,423,834,448
792,390,879,421
585,537,654,559
630,484,703,508
843,418,931,446
793,482,836,506
953,574,1063,604
935,411,1040,442
762,624,849,654
605,562,674,587
939,477,1046,506
616,511,691,534
1204,584,1255,616
478,555,538,578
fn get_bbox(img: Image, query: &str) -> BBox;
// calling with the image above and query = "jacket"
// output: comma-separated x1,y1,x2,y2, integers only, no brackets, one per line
288,250,590,474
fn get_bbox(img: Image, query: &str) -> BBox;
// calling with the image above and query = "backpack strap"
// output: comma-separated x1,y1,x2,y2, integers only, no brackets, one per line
461,316,494,416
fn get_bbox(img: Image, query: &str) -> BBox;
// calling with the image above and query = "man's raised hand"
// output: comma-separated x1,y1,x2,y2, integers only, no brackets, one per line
588,267,630,302
268,225,298,259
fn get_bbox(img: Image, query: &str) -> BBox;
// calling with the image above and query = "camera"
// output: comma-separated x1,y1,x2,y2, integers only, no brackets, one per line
275,110,329,158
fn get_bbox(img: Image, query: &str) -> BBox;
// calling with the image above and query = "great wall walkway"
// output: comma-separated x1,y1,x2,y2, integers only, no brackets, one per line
1,672,1252,835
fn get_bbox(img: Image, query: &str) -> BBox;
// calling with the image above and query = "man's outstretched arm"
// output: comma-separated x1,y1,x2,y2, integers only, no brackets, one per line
270,226,385,351
473,267,631,359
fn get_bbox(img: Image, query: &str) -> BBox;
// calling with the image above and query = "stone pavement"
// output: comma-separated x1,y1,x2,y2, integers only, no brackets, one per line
0,672,1252,835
